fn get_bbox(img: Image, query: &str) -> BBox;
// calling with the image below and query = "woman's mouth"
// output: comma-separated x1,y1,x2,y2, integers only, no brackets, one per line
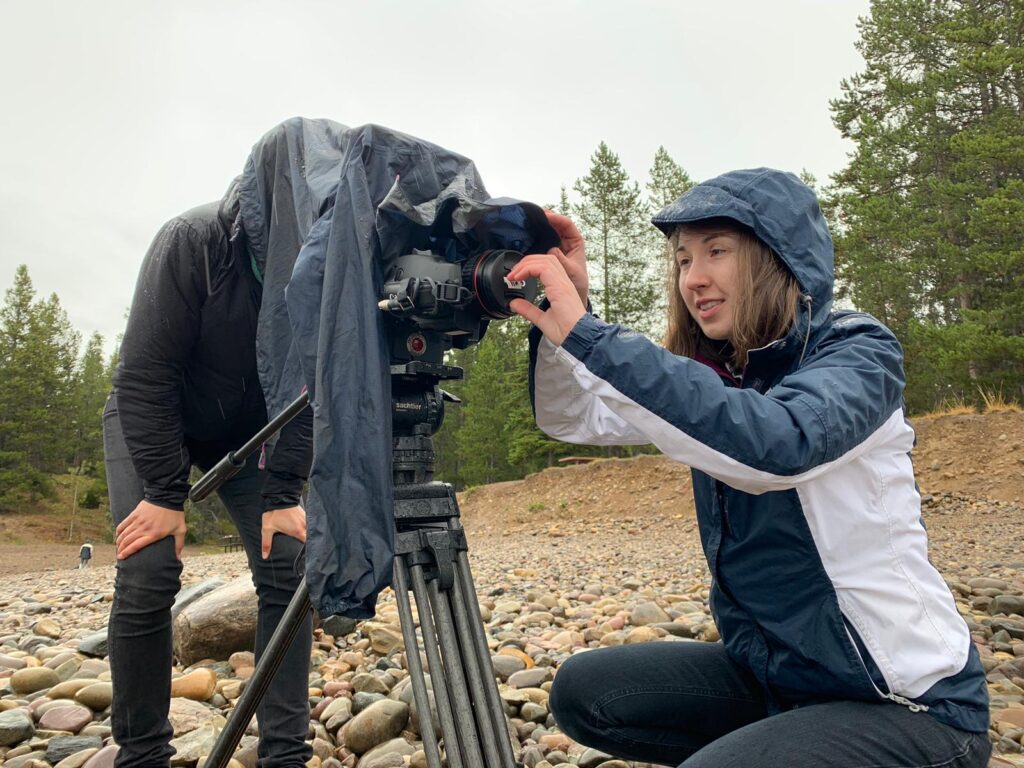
697,299,724,319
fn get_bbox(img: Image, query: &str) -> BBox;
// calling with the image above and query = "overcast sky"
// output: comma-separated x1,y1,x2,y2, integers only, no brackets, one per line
0,0,869,352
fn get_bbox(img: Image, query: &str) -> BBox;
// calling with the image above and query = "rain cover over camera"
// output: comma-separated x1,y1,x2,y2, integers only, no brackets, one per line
239,118,558,618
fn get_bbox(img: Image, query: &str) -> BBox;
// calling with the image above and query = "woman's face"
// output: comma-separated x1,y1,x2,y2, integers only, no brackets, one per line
675,228,742,341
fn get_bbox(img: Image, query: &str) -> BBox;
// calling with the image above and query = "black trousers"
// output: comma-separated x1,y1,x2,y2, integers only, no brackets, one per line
103,397,312,768
549,641,991,768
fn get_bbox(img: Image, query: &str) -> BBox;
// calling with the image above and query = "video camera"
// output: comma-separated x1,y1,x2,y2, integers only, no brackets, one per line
378,248,537,369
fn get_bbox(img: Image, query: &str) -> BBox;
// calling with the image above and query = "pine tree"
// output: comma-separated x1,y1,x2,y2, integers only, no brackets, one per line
645,147,697,340
573,142,660,335
828,0,1024,410
647,146,695,211
74,332,110,469
0,267,55,503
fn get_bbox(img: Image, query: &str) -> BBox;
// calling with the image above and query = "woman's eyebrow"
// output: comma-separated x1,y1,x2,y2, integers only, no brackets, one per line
701,231,732,243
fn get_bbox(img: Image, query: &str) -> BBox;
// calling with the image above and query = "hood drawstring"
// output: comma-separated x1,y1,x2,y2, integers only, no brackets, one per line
798,294,813,365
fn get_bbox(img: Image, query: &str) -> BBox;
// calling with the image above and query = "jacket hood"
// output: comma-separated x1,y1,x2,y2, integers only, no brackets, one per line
238,117,350,281
652,168,834,326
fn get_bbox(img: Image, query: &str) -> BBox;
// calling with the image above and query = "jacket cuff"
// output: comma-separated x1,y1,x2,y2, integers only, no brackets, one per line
560,313,605,361
262,470,305,511
142,483,187,512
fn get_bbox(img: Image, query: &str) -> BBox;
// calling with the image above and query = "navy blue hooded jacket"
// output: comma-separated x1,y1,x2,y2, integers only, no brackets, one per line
529,169,989,733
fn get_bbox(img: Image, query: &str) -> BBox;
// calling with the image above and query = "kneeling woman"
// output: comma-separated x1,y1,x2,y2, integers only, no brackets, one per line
508,169,990,768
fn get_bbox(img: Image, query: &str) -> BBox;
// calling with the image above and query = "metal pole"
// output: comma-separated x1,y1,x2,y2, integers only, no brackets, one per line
409,564,465,768
205,578,312,768
423,577,485,767
447,571,504,767
393,559,443,768
455,547,518,768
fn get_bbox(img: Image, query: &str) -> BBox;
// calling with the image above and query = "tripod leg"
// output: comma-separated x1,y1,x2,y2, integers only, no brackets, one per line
454,547,519,768
408,563,466,768
393,558,444,768
447,570,506,767
416,567,487,766
205,577,312,768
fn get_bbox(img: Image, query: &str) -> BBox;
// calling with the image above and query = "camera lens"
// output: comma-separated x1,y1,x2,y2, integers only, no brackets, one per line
464,249,538,319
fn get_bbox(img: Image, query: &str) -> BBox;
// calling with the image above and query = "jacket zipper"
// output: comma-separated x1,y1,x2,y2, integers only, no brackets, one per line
716,481,731,536
842,622,928,713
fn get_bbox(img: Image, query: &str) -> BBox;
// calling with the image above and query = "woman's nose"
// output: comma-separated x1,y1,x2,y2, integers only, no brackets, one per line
684,261,709,290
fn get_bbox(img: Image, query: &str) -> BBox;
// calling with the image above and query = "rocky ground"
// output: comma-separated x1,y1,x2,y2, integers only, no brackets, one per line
0,411,1022,767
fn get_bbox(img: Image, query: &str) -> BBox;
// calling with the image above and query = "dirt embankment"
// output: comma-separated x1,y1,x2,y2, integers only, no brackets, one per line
459,411,1024,534
0,411,1020,577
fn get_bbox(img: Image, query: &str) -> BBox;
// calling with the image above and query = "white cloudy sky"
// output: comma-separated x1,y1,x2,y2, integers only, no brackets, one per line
0,0,869,351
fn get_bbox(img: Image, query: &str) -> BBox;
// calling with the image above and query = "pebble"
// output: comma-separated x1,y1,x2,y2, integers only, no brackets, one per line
1,491,1023,767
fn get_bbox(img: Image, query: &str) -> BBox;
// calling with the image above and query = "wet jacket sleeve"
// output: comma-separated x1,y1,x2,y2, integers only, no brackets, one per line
262,404,312,510
113,219,204,510
529,313,906,495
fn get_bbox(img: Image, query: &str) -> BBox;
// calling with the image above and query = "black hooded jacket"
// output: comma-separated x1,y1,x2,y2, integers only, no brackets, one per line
113,183,312,511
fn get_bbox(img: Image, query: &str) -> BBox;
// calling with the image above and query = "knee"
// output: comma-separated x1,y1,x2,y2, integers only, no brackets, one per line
549,652,597,738
114,537,182,608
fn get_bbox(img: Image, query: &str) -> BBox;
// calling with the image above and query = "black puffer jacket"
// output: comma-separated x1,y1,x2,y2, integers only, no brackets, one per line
113,183,311,511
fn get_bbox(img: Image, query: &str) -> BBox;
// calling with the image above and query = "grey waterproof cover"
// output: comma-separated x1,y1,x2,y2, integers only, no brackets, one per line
238,118,556,618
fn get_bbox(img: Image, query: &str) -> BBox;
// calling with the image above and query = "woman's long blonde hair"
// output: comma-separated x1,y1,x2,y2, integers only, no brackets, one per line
663,220,802,370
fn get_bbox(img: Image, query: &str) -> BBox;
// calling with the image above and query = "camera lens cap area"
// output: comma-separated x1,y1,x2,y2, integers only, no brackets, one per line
468,249,538,319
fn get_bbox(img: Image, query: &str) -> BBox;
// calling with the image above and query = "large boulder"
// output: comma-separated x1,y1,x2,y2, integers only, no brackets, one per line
172,577,257,666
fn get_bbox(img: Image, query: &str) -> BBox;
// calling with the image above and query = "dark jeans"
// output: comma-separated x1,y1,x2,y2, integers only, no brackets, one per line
103,397,313,768
549,642,991,768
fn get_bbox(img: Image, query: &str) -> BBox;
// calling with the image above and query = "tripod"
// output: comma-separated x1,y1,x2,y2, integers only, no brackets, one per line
193,370,520,768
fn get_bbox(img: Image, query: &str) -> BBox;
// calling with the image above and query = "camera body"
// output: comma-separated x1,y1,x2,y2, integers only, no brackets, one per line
380,248,537,369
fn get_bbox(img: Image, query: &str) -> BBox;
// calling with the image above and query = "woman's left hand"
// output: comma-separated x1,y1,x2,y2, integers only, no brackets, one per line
261,506,307,559
508,253,587,346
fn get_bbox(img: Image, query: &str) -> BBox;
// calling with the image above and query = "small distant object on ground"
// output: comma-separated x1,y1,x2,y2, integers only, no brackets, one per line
558,456,599,465
78,542,93,569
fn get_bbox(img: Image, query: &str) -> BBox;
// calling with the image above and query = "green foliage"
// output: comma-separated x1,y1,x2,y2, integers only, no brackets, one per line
0,266,115,509
827,0,1024,411
573,142,662,335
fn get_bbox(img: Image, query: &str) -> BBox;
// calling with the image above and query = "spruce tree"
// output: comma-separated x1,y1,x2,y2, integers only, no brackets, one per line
828,0,1024,410
573,142,660,335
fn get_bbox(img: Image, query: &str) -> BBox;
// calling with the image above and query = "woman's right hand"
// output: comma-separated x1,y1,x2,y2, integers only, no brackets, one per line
115,500,187,560
544,211,588,305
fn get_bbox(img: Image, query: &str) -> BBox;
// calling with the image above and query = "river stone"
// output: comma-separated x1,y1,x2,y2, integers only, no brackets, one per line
54,748,100,768
357,737,416,768
0,707,35,746
491,654,526,681
172,578,227,619
46,735,104,764
630,602,670,626
76,632,108,659
0,653,28,670
170,668,217,701
75,682,113,710
508,668,550,689
351,672,390,695
362,623,404,655
320,696,353,724
49,680,97,700
339,699,409,754
991,595,1024,616
168,697,223,736
82,744,119,767
33,618,61,639
578,747,616,768
11,666,60,694
78,659,110,677
172,577,257,666
169,724,220,765
38,705,93,733
3,751,47,767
